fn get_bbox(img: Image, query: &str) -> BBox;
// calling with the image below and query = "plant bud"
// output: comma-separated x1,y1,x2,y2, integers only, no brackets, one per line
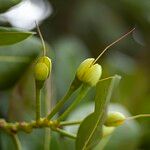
34,63,49,81
37,56,52,76
34,56,52,81
105,112,126,127
76,58,102,86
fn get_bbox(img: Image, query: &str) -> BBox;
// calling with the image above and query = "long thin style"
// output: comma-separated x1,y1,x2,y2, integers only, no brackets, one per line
35,21,46,56
126,114,150,120
93,27,135,64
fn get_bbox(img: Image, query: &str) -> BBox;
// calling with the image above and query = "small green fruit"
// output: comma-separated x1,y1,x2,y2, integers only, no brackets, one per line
37,56,52,76
105,112,126,127
76,58,102,86
34,62,49,81
34,56,52,81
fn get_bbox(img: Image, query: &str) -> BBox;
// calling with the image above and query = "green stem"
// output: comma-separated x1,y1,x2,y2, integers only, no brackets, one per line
36,86,41,122
12,134,22,150
44,128,51,150
57,84,90,121
47,78,81,120
55,128,76,139
60,120,82,126
46,88,73,120
44,80,51,150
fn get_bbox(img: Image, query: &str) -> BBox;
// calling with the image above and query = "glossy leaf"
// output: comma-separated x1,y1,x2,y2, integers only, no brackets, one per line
0,27,35,45
0,0,21,13
0,37,41,90
76,75,121,150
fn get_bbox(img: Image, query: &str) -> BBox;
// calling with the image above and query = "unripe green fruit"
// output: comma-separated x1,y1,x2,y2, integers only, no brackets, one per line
37,56,52,76
105,112,126,127
76,58,102,86
34,63,49,81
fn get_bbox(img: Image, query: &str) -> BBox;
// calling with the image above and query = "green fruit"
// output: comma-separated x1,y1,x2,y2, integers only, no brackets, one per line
34,62,49,81
105,112,126,127
76,58,102,86
37,56,52,76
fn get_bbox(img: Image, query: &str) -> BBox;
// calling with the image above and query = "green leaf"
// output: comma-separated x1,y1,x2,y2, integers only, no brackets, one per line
94,104,141,150
0,27,36,45
0,0,21,13
0,37,41,90
76,75,121,150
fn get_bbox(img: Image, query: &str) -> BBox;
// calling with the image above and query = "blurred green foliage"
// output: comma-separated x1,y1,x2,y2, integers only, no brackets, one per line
0,37,41,90
0,0,21,13
0,0,149,149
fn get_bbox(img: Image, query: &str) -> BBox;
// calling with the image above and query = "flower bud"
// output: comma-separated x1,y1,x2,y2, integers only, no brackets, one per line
34,63,49,81
34,56,52,89
37,56,52,77
105,112,126,127
34,56,52,81
76,58,102,86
